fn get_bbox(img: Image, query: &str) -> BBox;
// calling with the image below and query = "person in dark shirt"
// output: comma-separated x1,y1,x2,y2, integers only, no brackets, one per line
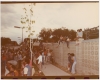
67,53,72,72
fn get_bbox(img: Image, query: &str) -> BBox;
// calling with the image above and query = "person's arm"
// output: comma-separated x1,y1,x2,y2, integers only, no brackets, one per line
36,56,39,60
24,67,28,76
14,71,19,76
71,57,74,63
6,73,11,76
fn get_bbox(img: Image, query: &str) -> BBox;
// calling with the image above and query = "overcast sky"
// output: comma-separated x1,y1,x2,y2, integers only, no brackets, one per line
1,2,99,44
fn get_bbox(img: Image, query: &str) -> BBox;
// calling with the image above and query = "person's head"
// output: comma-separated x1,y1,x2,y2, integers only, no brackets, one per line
79,29,82,32
68,53,70,56
71,53,75,56
24,58,30,64
77,29,79,32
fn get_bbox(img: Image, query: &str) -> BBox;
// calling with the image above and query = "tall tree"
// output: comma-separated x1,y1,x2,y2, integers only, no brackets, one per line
21,3,36,61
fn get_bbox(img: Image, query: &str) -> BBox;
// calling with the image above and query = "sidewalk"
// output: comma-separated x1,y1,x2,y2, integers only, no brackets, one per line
41,63,71,76
33,57,70,76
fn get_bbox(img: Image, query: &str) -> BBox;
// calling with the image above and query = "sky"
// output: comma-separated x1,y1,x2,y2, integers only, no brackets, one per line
1,2,99,44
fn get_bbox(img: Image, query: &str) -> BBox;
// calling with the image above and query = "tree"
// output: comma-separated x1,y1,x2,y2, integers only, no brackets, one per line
1,37,18,46
21,3,36,61
39,27,76,42
69,29,76,41
39,28,52,42
1,37,11,46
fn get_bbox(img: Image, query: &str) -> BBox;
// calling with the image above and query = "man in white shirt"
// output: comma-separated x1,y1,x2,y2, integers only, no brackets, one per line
66,37,71,48
37,52,42,73
78,29,83,38
78,29,84,43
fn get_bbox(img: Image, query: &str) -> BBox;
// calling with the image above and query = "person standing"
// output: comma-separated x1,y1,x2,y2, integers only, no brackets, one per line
78,29,84,44
75,29,84,46
36,52,42,73
71,53,76,74
23,58,32,76
75,29,80,46
17,53,23,72
67,53,71,71
66,37,71,48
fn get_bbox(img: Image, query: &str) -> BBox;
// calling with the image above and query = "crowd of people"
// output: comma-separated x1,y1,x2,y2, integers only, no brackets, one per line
1,43,54,76
34,43,54,73
1,46,33,76
1,29,84,76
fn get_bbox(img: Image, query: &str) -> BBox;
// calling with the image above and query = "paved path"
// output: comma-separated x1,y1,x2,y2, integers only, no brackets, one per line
42,63,71,76
33,57,70,76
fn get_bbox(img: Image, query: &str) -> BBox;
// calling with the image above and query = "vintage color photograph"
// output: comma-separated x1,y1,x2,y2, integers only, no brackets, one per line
1,1,99,79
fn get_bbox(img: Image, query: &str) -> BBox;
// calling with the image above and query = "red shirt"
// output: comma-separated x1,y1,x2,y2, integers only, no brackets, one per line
2,55,6,61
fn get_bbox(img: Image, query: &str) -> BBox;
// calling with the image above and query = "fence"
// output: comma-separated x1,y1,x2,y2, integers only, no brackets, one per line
44,39,99,75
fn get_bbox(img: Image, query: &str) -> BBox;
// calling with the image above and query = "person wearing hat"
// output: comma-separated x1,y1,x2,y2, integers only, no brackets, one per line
6,60,18,76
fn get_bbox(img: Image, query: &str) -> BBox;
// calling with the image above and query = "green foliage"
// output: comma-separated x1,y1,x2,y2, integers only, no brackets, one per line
39,28,76,42
1,37,18,46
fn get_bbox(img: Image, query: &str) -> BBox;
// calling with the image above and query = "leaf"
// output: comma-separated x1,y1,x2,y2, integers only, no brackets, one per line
22,27,25,29
28,34,31,38
23,22,26,24
28,27,31,30
21,21,23,24
32,20,35,24
32,31,35,32
26,19,29,22
30,33,33,35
